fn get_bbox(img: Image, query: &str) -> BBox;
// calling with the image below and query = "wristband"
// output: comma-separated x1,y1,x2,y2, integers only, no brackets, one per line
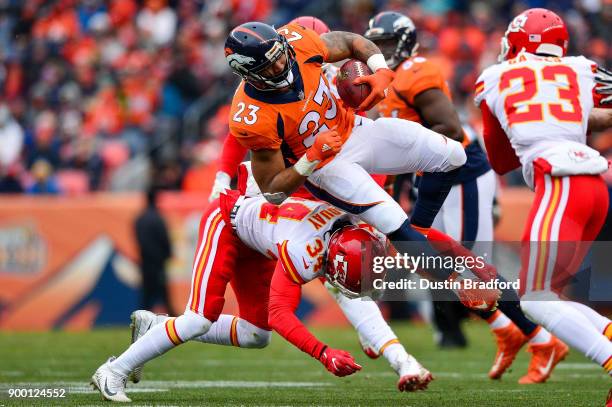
294,154,320,176
318,345,328,360
366,54,389,72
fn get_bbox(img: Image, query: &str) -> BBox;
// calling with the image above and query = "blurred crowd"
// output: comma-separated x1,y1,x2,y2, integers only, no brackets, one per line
0,0,610,195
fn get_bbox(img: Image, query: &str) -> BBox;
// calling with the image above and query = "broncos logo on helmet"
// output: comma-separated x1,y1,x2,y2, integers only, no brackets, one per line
225,22,297,91
364,11,418,70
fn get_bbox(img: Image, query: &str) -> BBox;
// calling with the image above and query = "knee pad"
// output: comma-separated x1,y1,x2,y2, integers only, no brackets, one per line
447,139,467,168
175,310,213,341
361,201,408,235
236,319,271,348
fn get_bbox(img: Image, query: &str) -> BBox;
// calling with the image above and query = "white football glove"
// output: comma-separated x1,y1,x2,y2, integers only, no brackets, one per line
208,171,231,202
595,66,612,105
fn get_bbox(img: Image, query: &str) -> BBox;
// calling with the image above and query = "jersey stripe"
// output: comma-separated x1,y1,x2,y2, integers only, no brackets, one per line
190,212,224,312
278,240,305,284
534,177,561,290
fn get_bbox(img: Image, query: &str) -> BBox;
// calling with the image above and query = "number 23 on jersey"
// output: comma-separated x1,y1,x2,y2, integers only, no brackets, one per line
499,64,582,125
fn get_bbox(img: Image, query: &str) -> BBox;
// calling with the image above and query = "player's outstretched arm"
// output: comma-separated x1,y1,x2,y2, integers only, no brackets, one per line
268,261,362,377
252,128,342,203
588,108,612,133
321,31,395,111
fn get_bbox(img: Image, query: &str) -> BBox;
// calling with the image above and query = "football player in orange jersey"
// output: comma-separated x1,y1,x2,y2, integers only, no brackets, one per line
224,21,468,282
364,11,566,384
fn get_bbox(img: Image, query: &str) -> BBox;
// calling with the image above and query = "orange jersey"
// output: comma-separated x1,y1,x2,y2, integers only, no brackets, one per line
229,23,355,163
377,56,451,123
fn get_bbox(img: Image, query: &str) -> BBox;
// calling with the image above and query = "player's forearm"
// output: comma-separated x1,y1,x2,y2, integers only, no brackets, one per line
414,88,464,142
588,108,612,133
321,31,382,64
261,168,307,202
268,266,327,358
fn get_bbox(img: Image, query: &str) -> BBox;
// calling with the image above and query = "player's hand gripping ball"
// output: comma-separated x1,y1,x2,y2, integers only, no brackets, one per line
336,59,373,109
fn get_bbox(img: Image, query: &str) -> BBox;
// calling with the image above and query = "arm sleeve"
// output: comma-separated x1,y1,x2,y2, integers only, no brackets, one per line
480,100,521,175
218,133,248,177
268,260,327,359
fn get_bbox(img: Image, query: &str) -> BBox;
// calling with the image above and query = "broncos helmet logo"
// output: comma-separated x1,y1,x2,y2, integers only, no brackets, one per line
225,54,255,66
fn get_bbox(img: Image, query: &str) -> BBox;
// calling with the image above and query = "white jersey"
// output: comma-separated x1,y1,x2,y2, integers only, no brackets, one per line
233,195,349,284
475,52,601,187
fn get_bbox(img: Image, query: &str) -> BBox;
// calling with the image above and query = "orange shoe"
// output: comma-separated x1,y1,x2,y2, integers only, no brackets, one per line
518,336,569,384
488,322,528,380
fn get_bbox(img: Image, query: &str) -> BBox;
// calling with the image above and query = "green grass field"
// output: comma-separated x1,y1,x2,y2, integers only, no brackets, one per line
0,322,609,406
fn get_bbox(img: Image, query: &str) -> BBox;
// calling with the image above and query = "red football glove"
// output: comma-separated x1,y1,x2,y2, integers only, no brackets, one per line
305,127,342,162
456,280,501,312
353,68,395,111
318,347,362,377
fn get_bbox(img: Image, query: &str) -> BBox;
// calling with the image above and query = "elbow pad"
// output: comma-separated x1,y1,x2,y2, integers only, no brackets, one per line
263,192,288,205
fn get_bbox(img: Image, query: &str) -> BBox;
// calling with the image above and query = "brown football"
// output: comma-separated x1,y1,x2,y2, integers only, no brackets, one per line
336,59,373,109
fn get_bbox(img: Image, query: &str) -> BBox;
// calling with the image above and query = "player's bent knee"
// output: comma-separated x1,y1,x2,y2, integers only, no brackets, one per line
237,319,272,348
176,310,213,340
447,139,467,169
361,202,408,235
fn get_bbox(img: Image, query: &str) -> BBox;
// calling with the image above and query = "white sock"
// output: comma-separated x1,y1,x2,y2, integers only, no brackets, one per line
325,282,397,353
487,310,512,330
382,343,411,376
521,300,612,368
111,311,211,376
194,314,271,348
565,301,611,333
111,320,177,376
528,326,552,344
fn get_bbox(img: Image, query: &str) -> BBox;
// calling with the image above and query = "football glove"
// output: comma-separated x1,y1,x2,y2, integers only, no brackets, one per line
208,171,231,202
595,66,612,105
353,68,395,111
456,280,501,312
305,127,342,162
318,347,362,377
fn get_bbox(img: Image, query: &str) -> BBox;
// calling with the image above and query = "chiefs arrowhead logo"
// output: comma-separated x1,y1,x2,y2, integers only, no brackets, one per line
333,254,348,284
321,143,331,152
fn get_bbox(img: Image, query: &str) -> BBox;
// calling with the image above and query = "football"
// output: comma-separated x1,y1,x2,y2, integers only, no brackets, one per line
336,59,373,109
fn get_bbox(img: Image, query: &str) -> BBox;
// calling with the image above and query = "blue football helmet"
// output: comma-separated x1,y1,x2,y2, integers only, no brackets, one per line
364,11,418,69
225,22,296,91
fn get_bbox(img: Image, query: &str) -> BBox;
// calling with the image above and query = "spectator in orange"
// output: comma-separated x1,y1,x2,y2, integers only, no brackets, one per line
83,85,124,137
32,0,80,43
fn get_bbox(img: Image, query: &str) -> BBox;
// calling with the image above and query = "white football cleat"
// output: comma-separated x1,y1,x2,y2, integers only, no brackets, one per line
91,357,131,402
129,310,166,383
393,354,434,392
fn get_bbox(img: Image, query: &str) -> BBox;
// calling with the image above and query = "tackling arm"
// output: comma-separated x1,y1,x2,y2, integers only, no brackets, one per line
268,261,361,377
251,127,342,203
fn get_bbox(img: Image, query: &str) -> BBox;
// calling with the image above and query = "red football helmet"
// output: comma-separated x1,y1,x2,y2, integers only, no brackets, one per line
290,16,330,35
325,225,386,298
499,8,569,61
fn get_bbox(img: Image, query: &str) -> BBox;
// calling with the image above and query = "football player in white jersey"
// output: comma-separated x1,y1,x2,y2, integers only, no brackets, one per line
474,8,612,399
91,163,435,402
